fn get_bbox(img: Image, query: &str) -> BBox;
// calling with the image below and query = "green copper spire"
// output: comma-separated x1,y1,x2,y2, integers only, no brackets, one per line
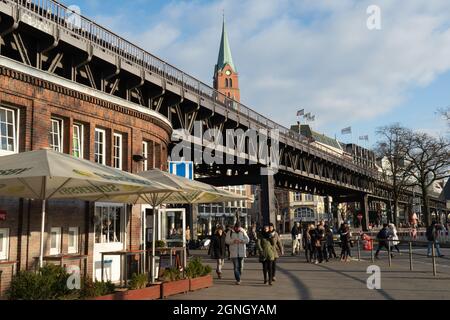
216,15,236,73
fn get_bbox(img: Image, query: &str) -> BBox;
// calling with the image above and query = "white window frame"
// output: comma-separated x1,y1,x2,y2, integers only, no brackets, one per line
72,123,84,158
142,141,148,171
0,106,19,156
94,128,106,165
113,133,123,170
94,204,125,244
68,227,79,254
0,228,9,260
50,227,62,256
50,118,64,152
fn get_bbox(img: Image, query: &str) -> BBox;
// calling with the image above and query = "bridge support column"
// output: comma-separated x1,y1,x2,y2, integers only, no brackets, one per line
360,194,369,232
260,168,277,227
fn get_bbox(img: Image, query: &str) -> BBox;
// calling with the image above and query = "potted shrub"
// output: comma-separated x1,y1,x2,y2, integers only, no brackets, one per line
160,268,189,298
124,273,160,300
185,257,213,292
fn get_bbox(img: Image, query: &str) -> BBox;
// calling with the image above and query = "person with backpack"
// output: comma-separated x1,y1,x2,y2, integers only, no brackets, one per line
257,224,277,285
375,223,392,259
426,221,444,258
225,221,250,285
209,226,227,279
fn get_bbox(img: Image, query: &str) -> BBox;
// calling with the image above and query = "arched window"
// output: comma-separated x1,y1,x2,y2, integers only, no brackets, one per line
294,207,315,221
225,78,229,87
229,78,233,87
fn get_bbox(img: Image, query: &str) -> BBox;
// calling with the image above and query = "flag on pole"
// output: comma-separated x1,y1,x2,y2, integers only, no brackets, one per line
297,109,305,117
310,115,315,121
359,135,369,141
341,126,352,135
305,112,311,120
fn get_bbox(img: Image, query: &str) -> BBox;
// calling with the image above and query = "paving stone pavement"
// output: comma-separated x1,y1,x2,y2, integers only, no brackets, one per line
168,247,450,300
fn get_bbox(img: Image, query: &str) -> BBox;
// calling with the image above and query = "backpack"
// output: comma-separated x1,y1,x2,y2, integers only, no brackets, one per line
426,226,435,241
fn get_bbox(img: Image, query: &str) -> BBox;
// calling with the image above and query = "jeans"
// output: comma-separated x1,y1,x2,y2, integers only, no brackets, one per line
427,241,442,256
231,257,244,282
216,259,224,274
292,239,300,254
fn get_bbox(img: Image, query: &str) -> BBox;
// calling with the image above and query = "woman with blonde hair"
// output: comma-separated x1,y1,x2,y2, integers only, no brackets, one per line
388,223,400,254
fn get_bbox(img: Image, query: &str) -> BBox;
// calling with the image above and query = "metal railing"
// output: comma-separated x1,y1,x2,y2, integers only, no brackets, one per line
3,0,378,175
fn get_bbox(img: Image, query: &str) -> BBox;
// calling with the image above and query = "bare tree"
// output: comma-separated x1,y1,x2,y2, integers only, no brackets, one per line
404,132,450,226
375,124,413,225
437,106,450,124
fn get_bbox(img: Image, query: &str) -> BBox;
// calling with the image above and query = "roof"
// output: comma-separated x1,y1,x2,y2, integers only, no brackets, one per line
440,179,450,201
290,124,342,150
215,17,236,73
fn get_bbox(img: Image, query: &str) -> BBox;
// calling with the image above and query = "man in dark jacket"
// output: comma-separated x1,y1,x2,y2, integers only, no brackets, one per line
375,223,391,259
209,226,227,278
427,221,444,257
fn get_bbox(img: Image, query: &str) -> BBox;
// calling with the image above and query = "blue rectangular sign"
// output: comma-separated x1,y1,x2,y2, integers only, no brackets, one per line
168,161,193,180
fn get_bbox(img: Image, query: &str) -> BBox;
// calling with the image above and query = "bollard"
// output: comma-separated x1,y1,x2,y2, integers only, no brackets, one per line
370,239,374,263
388,240,392,267
432,242,437,276
409,241,413,271
357,239,361,261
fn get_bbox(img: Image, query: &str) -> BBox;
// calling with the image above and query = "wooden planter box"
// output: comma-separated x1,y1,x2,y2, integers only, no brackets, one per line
123,284,161,300
91,284,161,300
161,279,189,298
189,274,213,292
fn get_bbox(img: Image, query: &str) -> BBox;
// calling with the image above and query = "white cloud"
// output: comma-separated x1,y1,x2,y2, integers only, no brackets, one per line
86,0,450,135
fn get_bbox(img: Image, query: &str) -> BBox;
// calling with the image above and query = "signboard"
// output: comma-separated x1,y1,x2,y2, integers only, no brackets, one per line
168,161,193,180
0,210,6,221
158,253,181,278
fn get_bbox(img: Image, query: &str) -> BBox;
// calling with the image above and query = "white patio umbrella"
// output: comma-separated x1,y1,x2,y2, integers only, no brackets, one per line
87,169,249,282
0,149,177,268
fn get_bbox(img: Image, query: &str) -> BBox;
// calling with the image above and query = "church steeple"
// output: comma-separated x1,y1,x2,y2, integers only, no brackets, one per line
215,16,236,73
213,15,240,102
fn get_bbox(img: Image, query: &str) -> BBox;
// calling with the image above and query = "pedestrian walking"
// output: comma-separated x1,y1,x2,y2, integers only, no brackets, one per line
268,223,284,281
339,223,351,262
375,223,392,259
309,224,320,264
317,220,327,262
225,221,250,285
325,225,337,259
185,225,192,257
257,224,277,285
247,223,258,257
388,223,400,254
225,225,231,260
426,221,444,258
303,224,313,263
209,226,227,279
291,222,302,255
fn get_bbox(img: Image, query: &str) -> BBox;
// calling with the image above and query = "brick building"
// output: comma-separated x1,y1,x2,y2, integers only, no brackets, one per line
0,58,172,296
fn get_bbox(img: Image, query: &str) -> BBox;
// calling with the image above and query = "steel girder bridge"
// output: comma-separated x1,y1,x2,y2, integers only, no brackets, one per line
0,0,446,229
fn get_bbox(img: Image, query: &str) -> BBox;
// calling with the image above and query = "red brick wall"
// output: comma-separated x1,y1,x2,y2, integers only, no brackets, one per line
0,67,171,296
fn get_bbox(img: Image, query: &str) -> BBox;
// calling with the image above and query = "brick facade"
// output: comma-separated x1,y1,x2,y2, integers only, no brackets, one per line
0,66,171,296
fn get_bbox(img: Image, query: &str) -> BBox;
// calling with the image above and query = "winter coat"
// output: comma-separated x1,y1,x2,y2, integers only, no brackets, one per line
325,230,334,246
291,225,301,240
257,237,277,262
388,227,399,246
225,228,250,258
209,233,226,259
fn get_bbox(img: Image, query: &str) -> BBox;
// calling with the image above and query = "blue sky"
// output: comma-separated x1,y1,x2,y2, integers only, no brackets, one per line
64,0,450,147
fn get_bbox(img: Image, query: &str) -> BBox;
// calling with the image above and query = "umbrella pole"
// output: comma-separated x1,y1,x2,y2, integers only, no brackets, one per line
39,199,46,269
151,207,156,283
